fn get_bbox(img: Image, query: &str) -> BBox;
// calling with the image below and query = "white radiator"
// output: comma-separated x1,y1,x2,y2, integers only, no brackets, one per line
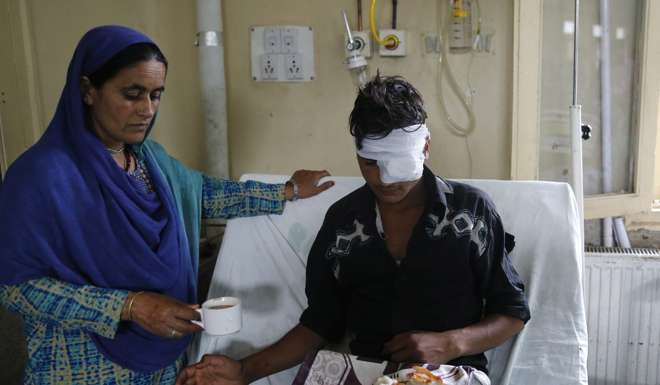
585,247,660,385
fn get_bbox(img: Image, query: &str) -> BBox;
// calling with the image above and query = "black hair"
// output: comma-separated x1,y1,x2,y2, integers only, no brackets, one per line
349,72,427,149
87,42,168,88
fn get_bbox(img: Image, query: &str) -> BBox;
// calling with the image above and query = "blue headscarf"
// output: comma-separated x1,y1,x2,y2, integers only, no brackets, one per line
0,25,198,372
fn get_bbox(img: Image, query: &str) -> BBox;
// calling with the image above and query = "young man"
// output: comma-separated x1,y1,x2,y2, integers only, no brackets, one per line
176,75,530,385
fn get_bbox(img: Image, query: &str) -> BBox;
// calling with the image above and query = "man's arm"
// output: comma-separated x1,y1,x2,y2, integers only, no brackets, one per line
383,314,523,363
176,324,324,385
243,324,324,382
177,209,343,385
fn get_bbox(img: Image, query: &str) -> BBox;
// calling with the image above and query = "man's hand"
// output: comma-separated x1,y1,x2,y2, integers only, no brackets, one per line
176,355,246,385
383,331,462,364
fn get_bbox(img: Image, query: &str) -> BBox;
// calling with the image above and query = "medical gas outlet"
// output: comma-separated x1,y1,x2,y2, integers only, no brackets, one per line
378,29,406,56
345,31,372,59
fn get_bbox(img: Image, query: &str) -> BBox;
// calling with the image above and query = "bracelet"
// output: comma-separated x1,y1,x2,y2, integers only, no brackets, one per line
286,179,299,201
127,291,145,321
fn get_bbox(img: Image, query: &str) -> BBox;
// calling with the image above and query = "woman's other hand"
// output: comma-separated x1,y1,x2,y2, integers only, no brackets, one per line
286,169,334,200
122,292,202,338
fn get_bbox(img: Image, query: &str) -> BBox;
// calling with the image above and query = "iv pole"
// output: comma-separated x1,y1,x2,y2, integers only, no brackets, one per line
569,0,590,244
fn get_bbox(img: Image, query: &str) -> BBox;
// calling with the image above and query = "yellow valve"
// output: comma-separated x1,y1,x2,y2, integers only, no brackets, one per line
453,0,468,18
384,34,400,50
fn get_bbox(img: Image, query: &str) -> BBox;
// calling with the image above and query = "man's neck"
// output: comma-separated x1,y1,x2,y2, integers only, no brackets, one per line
377,179,426,213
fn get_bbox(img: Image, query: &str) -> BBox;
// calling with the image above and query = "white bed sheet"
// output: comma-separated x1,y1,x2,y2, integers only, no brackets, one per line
189,175,588,385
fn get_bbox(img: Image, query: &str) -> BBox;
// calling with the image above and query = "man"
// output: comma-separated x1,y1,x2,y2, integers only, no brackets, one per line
176,74,530,385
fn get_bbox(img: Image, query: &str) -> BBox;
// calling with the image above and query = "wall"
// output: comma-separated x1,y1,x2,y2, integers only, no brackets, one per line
0,0,205,170
223,0,513,179
1,0,513,180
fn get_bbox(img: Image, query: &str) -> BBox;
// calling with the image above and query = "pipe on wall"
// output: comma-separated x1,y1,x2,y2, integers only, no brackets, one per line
599,0,615,247
613,217,631,248
196,0,229,178
599,0,631,247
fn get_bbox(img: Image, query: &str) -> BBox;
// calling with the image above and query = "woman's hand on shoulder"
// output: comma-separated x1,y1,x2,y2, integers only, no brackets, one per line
286,169,334,200
123,291,202,338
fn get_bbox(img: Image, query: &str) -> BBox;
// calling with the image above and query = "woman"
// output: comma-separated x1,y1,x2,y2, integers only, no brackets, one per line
0,25,333,384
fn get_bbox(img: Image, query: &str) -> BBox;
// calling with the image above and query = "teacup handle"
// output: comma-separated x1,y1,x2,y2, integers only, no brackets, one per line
191,308,204,328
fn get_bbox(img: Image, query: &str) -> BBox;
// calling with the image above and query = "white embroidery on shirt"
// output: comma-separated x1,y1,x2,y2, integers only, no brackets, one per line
326,219,371,278
470,218,488,256
427,210,490,256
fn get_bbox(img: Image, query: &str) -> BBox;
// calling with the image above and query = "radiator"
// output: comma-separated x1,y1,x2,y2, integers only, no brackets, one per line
585,247,660,385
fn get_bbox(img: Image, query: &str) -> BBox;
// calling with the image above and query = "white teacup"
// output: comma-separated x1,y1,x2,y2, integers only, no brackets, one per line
192,296,242,335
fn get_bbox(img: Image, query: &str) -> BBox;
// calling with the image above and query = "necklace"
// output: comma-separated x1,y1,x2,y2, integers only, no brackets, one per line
106,145,125,154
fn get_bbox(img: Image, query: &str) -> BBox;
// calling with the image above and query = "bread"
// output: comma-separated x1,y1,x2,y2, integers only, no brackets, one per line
373,366,444,385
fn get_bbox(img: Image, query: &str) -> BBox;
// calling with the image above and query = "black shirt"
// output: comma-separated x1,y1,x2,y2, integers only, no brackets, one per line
299,167,531,372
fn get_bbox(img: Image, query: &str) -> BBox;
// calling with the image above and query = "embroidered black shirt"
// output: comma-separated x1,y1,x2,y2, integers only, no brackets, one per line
299,167,531,372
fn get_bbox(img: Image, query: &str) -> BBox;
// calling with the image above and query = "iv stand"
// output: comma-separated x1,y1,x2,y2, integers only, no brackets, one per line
569,0,591,245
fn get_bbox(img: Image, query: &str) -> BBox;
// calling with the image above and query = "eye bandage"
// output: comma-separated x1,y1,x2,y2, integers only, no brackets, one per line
356,124,429,184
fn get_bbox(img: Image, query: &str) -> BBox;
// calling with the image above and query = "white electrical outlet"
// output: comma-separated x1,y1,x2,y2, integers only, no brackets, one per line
285,54,304,80
378,29,406,57
281,27,299,54
261,54,280,80
345,31,372,58
251,25,314,82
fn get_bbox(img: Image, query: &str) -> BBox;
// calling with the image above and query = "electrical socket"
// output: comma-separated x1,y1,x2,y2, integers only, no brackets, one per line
281,27,299,54
345,31,372,58
261,54,280,80
251,25,314,82
264,27,281,53
285,54,304,80
378,29,406,57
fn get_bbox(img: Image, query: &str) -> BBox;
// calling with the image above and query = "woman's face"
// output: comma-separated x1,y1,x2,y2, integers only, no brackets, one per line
83,59,166,147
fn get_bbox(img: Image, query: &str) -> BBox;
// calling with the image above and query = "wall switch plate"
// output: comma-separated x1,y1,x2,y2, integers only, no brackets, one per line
251,25,315,82
345,31,371,58
378,29,406,57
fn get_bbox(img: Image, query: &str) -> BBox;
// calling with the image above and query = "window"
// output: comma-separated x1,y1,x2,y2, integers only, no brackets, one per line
511,0,659,219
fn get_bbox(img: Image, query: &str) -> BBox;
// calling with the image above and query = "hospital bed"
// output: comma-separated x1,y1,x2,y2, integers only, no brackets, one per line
189,175,589,385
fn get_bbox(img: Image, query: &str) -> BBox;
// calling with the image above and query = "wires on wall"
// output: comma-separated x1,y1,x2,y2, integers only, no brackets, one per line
436,0,480,177
357,0,363,31
369,0,398,46
392,0,398,29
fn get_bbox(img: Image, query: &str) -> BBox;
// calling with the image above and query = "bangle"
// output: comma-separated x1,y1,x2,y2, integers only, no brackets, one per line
127,291,145,321
286,179,299,201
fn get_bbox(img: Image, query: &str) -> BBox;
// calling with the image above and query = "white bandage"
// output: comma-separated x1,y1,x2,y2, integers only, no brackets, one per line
356,124,429,184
